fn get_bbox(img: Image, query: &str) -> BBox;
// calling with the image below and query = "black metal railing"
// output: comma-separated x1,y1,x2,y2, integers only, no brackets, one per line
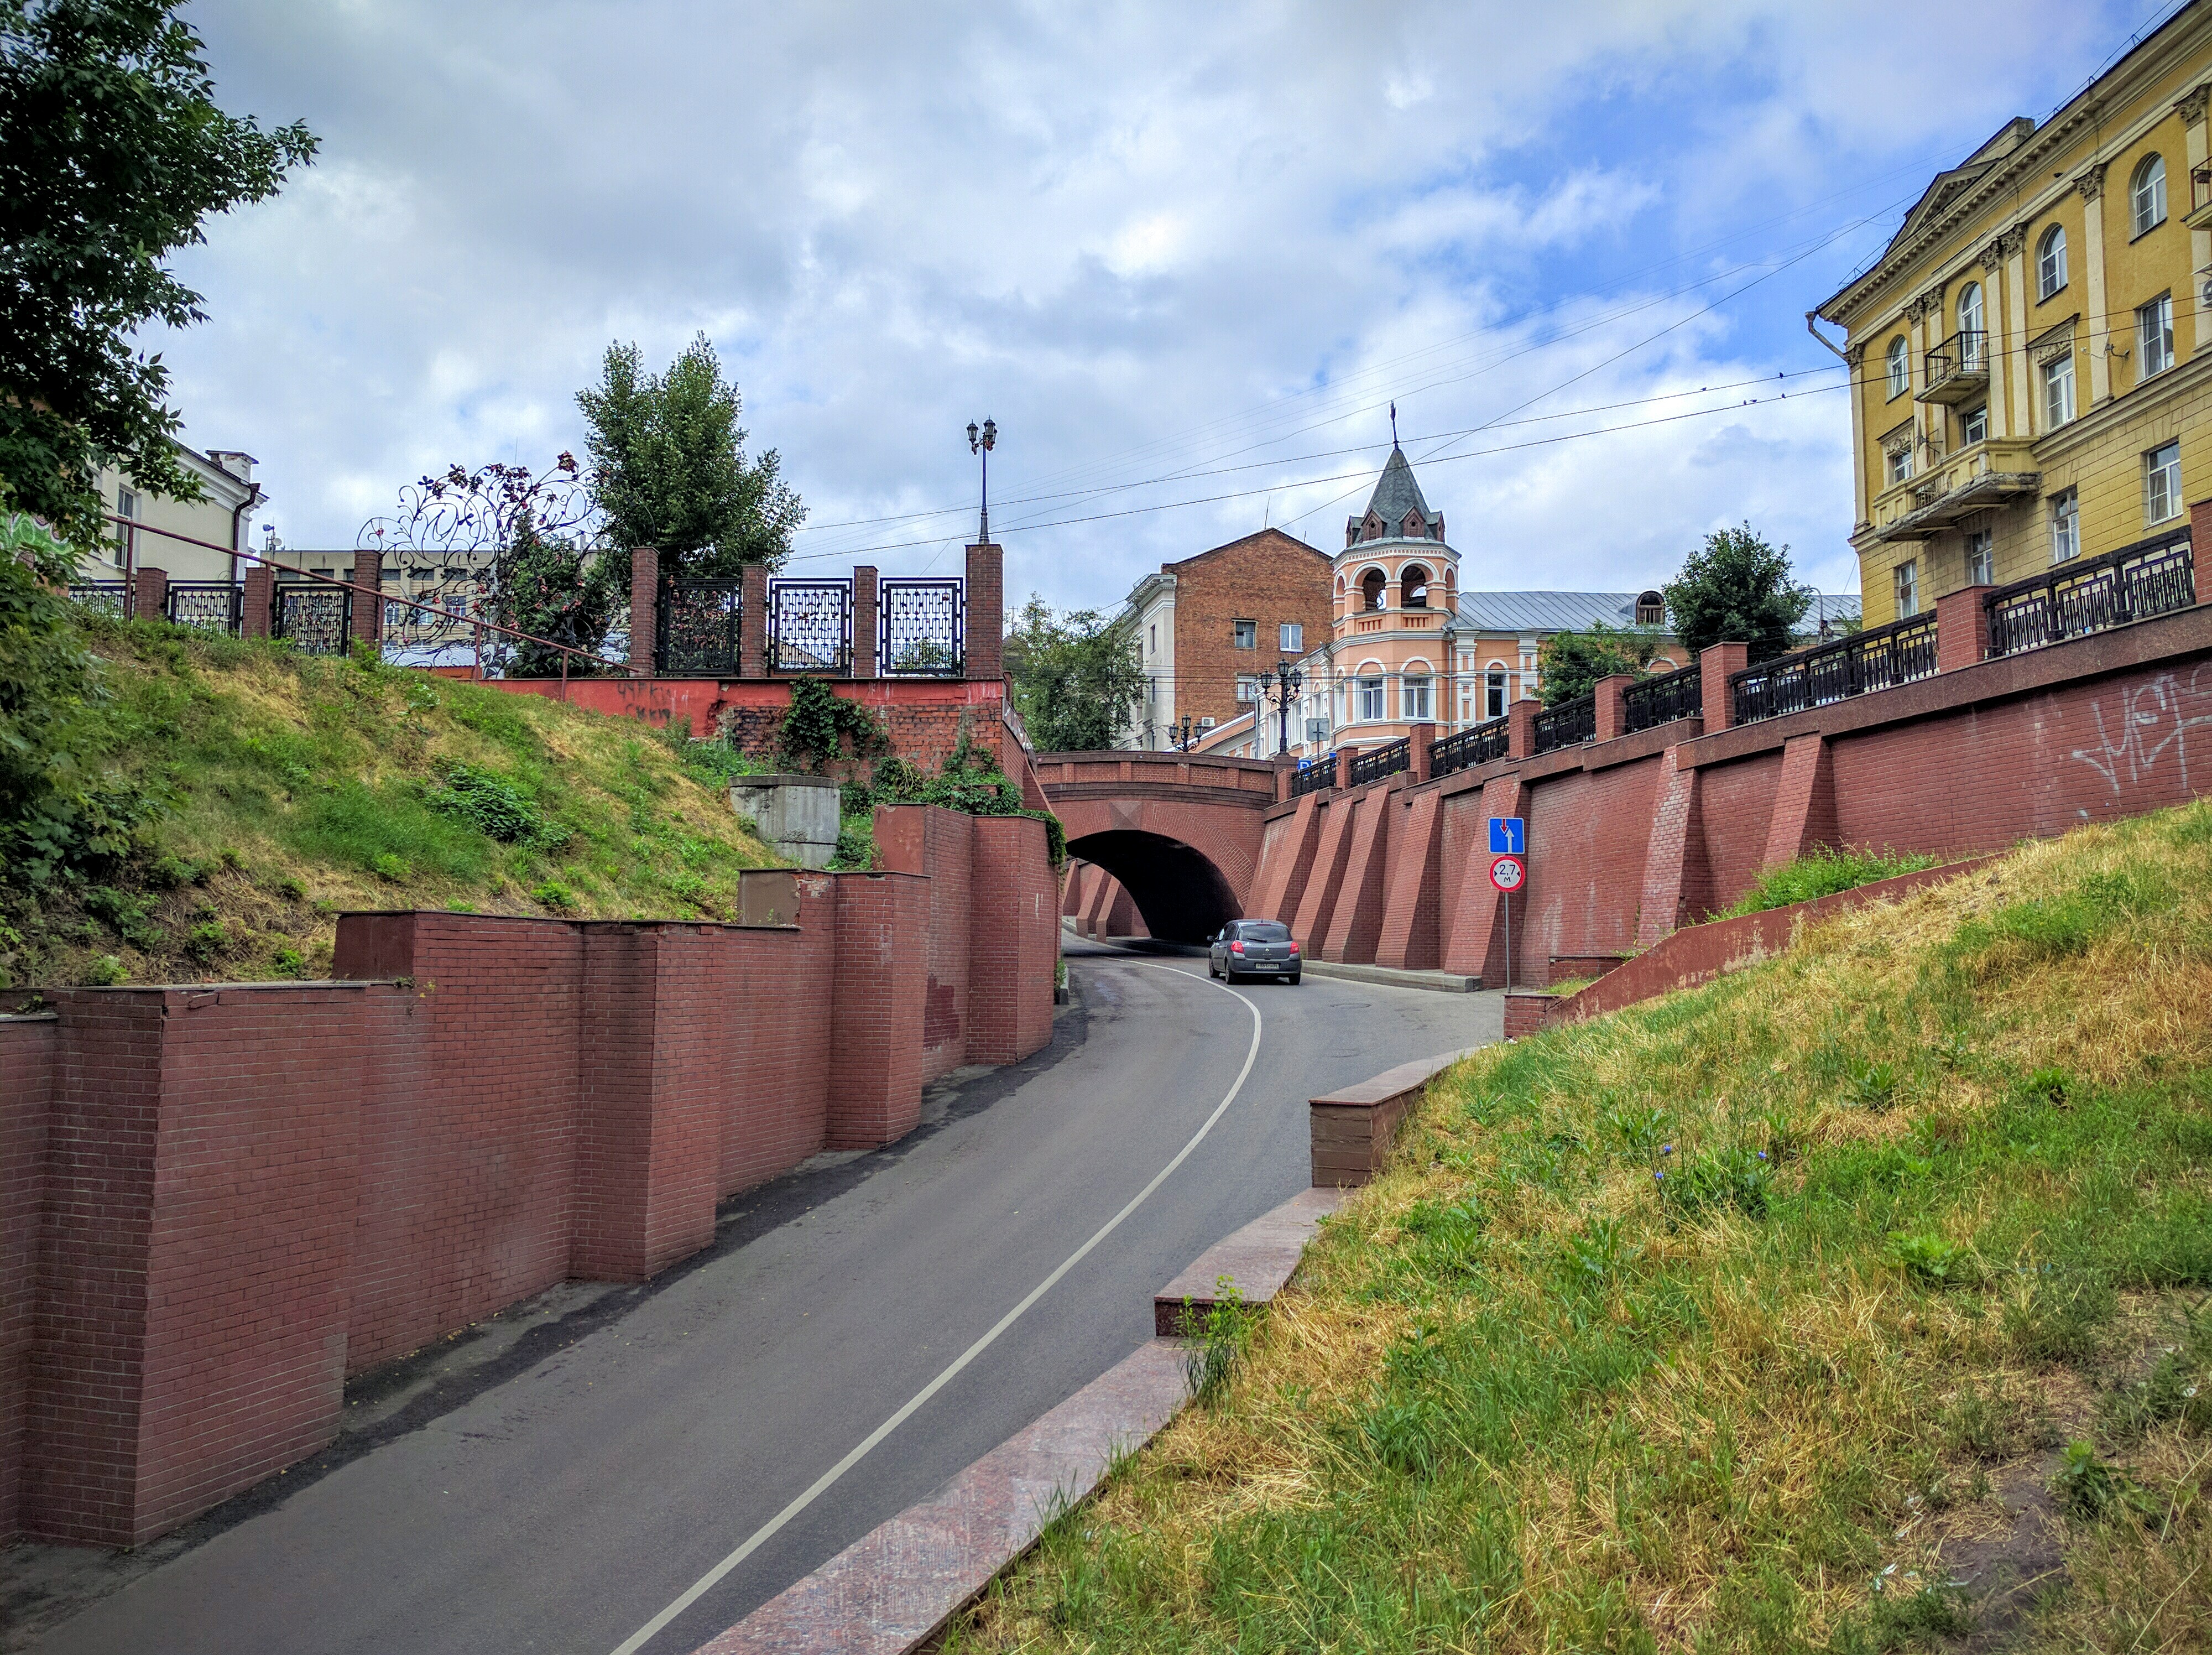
878,577,964,675
1347,737,1411,788
1429,715,1510,778
273,581,351,655
67,581,128,617
1621,662,1703,733
1923,328,1987,393
1533,693,1597,754
165,581,243,634
768,579,852,674
656,580,743,674
1985,528,2195,659
1290,756,1335,797
1729,612,1939,725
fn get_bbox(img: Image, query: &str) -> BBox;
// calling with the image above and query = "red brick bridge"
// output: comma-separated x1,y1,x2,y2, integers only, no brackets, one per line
1035,752,1281,943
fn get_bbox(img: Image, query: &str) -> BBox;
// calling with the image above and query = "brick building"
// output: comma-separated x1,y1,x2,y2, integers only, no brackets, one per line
1118,528,1334,750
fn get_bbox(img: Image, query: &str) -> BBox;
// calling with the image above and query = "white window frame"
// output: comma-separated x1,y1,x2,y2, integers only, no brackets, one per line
2132,154,2168,238
1960,404,1987,447
2050,489,2080,565
1965,528,1994,587
1235,674,1260,704
1355,676,1384,721
1484,666,1507,719
1279,621,1302,653
1885,335,1909,399
1403,674,1432,721
2146,440,2182,525
1957,283,1984,366
2037,225,2067,300
2140,293,2174,378
1893,559,1919,620
2043,351,2076,429
1232,618,1257,649
1886,441,1913,486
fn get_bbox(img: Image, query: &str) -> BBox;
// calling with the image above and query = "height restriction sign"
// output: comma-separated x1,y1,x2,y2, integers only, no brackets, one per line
1489,853,1526,893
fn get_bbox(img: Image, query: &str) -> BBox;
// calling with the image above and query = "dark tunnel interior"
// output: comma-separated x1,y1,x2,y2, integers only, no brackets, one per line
1067,829,1241,944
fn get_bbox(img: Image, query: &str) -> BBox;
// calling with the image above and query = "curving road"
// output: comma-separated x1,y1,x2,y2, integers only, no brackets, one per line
18,940,1498,1655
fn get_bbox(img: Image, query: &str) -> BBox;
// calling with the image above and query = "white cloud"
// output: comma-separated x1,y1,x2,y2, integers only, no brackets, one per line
152,0,2150,612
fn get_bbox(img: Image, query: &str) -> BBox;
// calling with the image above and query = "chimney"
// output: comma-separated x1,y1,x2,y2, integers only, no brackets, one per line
207,450,256,485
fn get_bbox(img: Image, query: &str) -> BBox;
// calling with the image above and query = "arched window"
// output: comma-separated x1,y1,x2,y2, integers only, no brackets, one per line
1886,335,1909,398
2132,154,2167,237
2037,225,2067,301
1956,282,1984,368
1634,590,1665,626
1484,664,1507,720
1400,564,1431,608
1360,568,1387,612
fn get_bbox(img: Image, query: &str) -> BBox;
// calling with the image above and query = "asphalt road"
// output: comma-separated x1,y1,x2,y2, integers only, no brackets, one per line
23,940,1499,1655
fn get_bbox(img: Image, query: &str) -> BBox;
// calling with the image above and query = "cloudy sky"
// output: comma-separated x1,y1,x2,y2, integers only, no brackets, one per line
160,0,2172,611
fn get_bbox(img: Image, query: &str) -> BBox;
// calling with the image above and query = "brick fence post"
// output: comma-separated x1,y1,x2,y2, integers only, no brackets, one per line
1410,721,1436,782
1334,746,1354,791
132,564,167,624
1593,673,1634,743
350,548,382,650
1272,753,1296,802
740,564,768,677
241,561,273,639
629,547,658,676
1934,585,1991,672
852,564,878,679
2193,498,2212,605
965,541,1003,680
1507,697,1538,759
1699,642,1750,733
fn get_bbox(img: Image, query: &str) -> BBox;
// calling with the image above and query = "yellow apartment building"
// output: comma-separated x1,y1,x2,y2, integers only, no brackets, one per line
1819,3,2212,629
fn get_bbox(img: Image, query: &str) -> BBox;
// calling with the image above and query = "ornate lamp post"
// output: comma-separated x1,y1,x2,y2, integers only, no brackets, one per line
966,418,997,542
1272,659,1303,756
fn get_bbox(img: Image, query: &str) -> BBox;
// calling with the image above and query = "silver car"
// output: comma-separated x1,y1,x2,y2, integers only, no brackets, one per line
1208,919,1302,984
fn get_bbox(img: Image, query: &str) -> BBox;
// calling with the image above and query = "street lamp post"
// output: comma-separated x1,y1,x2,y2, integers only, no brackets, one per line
1272,659,1303,756
966,418,997,542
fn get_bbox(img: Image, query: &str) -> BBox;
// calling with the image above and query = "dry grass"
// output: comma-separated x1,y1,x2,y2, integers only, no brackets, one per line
947,803,2212,1653
1,618,781,990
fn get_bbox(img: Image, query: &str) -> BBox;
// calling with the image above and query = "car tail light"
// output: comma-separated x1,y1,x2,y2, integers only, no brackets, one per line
1230,940,1245,955
1288,941,1300,954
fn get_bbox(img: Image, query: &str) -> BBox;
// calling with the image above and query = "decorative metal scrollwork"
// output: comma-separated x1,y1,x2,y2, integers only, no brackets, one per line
769,580,852,674
878,578,963,675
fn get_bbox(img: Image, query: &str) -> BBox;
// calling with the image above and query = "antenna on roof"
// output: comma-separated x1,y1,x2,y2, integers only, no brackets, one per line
1389,402,1399,449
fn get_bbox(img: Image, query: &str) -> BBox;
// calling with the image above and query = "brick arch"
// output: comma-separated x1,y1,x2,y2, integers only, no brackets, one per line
1034,752,1276,941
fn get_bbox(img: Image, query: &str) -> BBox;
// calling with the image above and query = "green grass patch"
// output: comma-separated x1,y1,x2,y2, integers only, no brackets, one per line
1713,844,1943,920
947,803,2212,1653
1,617,782,988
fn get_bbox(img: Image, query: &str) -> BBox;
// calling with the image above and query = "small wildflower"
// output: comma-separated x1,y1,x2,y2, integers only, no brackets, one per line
1661,1144,1674,1154
1756,1151,1768,1160
1653,1170,1665,1183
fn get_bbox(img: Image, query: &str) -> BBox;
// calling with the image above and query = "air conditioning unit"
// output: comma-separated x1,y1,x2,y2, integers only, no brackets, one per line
1198,717,1216,730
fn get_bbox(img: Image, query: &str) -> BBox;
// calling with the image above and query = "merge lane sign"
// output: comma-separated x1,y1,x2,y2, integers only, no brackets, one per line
1489,854,1526,894
1488,817,1526,856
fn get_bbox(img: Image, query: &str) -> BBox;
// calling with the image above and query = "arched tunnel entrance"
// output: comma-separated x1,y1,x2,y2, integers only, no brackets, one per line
1066,829,1240,944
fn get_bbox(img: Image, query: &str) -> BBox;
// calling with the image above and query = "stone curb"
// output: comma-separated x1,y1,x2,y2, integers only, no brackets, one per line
1297,959,1481,993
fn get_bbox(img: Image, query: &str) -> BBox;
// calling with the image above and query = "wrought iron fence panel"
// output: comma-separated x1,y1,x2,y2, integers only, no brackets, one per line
769,579,852,674
1729,612,1939,725
165,581,243,634
1290,757,1335,797
1347,737,1410,788
1430,716,1509,778
1984,531,2195,659
1621,662,1703,733
1532,693,1597,754
67,582,128,617
878,577,964,675
656,581,743,674
273,582,351,655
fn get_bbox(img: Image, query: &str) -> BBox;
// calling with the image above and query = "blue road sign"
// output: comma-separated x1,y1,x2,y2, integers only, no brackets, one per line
1488,816,1526,856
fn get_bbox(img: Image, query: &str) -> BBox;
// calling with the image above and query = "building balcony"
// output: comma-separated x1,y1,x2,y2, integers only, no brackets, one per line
1917,330,1989,407
1867,438,2039,544
1335,607,1444,639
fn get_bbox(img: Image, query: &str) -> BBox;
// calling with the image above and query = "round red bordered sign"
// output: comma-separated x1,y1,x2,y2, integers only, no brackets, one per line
1489,853,1525,893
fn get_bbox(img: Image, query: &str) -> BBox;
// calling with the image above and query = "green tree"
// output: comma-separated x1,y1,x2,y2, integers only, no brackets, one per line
1004,596,1145,752
486,512,626,678
0,0,316,549
576,335,804,578
1662,524,1812,665
1536,622,1667,706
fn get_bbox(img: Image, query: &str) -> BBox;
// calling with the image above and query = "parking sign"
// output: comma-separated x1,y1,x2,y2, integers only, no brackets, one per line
1488,816,1525,856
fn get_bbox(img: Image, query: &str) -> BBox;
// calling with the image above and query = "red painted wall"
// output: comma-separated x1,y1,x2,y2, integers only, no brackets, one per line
0,1015,55,1548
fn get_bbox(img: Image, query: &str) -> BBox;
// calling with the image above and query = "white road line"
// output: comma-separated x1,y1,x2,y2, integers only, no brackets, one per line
608,960,1262,1655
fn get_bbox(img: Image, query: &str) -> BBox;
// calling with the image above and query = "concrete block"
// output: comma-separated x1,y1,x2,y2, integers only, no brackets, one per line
731,774,843,868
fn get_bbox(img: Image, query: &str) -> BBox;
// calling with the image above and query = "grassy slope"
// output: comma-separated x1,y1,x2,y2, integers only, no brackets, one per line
954,803,2212,1653
2,617,781,990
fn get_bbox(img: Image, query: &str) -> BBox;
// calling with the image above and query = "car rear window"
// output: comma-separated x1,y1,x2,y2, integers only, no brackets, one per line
1238,922,1291,941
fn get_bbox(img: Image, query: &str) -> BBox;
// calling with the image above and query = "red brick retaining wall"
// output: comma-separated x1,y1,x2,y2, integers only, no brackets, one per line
3,809,1057,1550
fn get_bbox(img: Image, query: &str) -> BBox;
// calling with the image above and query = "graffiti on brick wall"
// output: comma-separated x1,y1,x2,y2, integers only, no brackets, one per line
2071,667,2212,796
